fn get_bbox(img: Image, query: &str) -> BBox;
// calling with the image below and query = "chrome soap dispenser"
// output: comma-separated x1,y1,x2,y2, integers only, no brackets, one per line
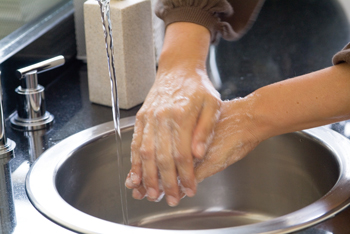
10,55,65,131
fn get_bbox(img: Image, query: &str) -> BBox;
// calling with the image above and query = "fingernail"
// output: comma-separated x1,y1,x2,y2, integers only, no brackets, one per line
196,143,206,157
131,172,140,185
166,196,179,207
184,188,195,197
125,177,133,188
133,189,144,200
147,188,158,200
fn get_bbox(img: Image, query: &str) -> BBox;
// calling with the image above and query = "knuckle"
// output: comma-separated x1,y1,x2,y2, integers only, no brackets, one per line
136,108,155,122
135,110,145,120
131,153,141,165
173,152,191,165
156,154,171,171
140,146,154,161
179,176,192,187
162,182,177,192
143,180,154,189
154,105,171,120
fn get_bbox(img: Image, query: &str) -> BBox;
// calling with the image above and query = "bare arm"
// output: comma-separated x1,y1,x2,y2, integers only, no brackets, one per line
195,63,350,181
254,63,350,139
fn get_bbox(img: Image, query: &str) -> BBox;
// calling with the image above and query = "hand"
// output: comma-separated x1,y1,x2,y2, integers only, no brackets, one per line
194,97,263,182
126,66,221,206
127,96,265,203
125,22,220,206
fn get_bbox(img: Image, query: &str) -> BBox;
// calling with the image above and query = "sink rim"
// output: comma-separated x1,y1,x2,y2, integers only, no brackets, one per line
26,116,350,234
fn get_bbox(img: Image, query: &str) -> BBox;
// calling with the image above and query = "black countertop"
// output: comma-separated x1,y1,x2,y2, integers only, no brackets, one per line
2,0,350,233
6,60,140,171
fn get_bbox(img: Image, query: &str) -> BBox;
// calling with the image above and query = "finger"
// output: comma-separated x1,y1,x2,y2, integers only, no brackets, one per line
125,172,136,189
155,108,180,206
132,186,147,200
140,118,160,201
172,116,197,198
178,181,188,199
128,117,144,187
194,141,244,183
192,99,221,159
194,156,222,183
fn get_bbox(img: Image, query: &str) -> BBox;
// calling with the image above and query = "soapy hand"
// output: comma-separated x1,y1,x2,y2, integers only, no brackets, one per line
126,97,264,203
194,97,263,182
125,66,221,206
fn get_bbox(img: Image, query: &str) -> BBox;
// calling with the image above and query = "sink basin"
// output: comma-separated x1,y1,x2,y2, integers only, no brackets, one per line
26,116,350,233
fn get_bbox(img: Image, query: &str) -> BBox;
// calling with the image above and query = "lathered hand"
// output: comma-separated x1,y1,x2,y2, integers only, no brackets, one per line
194,98,262,182
128,62,350,206
125,22,220,206
126,66,221,206
126,97,263,203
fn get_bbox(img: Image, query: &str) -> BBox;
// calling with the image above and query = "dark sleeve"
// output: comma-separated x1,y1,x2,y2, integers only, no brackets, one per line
333,43,350,65
155,0,265,43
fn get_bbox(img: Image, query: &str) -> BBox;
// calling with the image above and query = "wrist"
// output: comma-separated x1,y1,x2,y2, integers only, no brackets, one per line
158,22,211,71
225,94,277,143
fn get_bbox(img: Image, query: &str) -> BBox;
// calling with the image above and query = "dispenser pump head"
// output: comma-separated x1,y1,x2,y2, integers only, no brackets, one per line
16,55,65,89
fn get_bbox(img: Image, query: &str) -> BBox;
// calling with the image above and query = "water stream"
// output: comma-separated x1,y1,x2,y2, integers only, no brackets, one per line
97,0,129,225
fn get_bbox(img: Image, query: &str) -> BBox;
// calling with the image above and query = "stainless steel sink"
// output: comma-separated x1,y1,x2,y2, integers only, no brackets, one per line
26,116,350,233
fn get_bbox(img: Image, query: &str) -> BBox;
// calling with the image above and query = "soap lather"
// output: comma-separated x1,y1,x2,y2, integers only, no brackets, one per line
10,55,65,131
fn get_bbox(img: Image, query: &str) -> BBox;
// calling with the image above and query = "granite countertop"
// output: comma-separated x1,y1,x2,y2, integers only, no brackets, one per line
2,0,350,233
5,60,140,233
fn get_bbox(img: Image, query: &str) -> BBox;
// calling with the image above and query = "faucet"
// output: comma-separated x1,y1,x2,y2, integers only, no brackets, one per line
0,71,16,234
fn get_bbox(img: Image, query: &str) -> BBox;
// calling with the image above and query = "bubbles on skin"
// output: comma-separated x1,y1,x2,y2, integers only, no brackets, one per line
130,131,140,163
154,179,165,202
130,172,140,184
171,121,181,142
127,62,223,205
173,96,190,106
246,113,253,119
125,174,134,188
214,109,221,121
193,96,261,183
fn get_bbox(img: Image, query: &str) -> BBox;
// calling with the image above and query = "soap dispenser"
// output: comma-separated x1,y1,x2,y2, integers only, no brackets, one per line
10,55,65,131
84,0,156,109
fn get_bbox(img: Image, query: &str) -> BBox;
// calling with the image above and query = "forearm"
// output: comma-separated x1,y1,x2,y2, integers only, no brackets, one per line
251,63,350,140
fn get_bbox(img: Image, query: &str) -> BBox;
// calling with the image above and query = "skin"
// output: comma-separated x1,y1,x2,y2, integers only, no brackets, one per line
196,63,350,181
126,22,220,206
125,21,350,206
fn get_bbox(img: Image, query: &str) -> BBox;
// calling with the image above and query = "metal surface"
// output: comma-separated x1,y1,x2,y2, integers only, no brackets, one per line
10,56,65,131
0,72,15,159
16,55,65,82
0,72,16,234
26,116,350,234
0,81,16,234
0,158,16,234
11,161,74,233
0,1,74,64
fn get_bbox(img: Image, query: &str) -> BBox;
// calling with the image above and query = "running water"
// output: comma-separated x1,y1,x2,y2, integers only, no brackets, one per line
97,0,128,225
